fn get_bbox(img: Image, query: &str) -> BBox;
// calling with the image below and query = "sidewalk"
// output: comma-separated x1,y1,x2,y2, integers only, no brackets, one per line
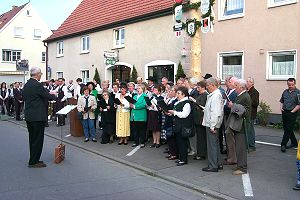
8,118,300,200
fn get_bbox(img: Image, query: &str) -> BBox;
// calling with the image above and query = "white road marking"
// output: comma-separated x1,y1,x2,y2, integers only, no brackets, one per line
65,134,71,138
126,146,141,156
242,173,254,197
255,141,280,147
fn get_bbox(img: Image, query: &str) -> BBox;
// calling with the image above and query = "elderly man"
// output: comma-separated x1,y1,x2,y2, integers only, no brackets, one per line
202,77,224,172
23,67,56,168
246,77,259,151
227,79,251,175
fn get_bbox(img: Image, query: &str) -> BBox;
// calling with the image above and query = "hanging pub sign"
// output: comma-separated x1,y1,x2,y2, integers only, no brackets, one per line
186,19,197,37
104,51,118,65
201,17,210,33
173,22,183,31
175,30,182,38
174,5,183,22
16,59,29,71
200,0,210,15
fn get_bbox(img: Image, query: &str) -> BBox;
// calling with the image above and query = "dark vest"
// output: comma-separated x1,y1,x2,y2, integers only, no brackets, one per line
58,85,65,100
1,89,7,98
173,100,193,133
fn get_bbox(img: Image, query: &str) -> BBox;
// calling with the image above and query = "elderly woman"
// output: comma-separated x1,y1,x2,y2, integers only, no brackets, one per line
168,86,193,166
130,84,148,148
115,83,131,145
99,91,116,144
77,86,97,142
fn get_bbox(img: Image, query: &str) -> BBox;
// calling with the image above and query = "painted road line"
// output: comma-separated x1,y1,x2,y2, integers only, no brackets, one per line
255,141,280,147
126,146,141,156
242,173,254,197
65,134,71,138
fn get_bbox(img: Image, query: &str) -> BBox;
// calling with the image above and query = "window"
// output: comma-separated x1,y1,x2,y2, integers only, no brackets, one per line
267,50,297,80
81,70,89,83
81,36,90,53
268,0,298,7
113,28,125,48
2,50,21,62
56,72,64,79
56,41,64,57
34,29,42,39
42,52,46,62
26,10,31,16
14,27,24,38
218,52,244,80
218,0,245,20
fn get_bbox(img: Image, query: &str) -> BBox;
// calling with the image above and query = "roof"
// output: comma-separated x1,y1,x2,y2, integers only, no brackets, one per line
0,3,28,31
45,0,173,42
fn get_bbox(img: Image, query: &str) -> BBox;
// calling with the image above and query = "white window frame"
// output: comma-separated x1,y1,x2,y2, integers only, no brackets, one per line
218,0,245,21
14,27,24,38
266,49,297,80
2,49,21,62
113,28,125,48
217,51,244,81
56,71,64,79
56,41,64,57
42,52,46,62
81,69,90,83
34,29,42,39
81,35,90,53
268,0,298,8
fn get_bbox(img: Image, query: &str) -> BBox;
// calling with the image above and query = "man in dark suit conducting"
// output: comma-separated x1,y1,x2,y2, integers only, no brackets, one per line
23,67,56,168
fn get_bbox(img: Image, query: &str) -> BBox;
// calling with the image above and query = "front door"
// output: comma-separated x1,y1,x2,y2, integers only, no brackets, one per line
112,65,131,83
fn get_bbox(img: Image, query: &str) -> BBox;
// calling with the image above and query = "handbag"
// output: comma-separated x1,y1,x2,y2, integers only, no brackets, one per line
54,143,65,164
76,111,83,120
181,126,195,138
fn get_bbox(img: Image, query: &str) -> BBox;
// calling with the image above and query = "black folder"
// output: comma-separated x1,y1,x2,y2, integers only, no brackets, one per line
114,98,122,105
144,96,152,106
157,99,169,112
124,96,137,104
98,99,108,109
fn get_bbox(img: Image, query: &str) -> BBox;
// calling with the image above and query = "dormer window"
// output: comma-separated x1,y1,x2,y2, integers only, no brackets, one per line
26,10,31,17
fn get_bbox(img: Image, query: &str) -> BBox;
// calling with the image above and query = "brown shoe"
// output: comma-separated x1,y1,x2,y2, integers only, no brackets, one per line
28,162,47,168
232,169,247,175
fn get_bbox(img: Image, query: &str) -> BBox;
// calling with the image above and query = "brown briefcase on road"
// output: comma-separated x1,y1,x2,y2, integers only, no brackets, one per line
54,144,65,164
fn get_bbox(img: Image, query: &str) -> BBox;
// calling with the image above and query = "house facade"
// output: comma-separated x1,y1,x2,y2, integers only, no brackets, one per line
201,0,300,119
45,0,299,118
0,3,52,83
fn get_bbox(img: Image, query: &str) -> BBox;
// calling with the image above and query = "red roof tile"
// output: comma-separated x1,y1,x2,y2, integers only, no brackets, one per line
0,3,28,31
45,0,174,42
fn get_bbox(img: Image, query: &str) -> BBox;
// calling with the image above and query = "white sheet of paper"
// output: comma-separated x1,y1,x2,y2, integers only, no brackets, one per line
56,105,78,115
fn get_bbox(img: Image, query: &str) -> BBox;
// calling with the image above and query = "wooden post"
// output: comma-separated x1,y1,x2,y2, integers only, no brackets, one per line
190,0,201,79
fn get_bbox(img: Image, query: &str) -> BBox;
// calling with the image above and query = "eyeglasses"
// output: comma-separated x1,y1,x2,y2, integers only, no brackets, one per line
103,94,108,96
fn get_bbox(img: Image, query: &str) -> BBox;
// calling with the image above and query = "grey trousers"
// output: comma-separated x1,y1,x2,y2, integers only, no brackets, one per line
206,127,221,169
225,127,237,163
235,132,247,172
247,120,256,148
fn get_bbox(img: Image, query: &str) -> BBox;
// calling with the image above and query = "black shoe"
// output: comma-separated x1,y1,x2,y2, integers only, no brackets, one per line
140,144,145,148
221,150,227,154
132,144,138,147
84,138,89,142
155,144,160,148
281,146,286,152
118,141,123,145
286,144,297,149
177,161,187,166
150,144,156,148
28,162,47,168
163,150,170,154
193,156,205,160
175,159,181,164
92,138,97,142
202,166,218,172
218,164,224,170
293,184,300,190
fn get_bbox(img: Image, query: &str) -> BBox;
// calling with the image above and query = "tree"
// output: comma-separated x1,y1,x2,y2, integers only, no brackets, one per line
130,65,138,83
175,61,185,82
93,68,101,84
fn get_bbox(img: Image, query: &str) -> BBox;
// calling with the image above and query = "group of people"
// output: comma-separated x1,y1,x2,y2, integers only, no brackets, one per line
0,81,24,121
19,66,299,189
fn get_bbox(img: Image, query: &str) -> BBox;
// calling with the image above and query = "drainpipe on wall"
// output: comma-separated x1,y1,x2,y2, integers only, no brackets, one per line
43,41,48,80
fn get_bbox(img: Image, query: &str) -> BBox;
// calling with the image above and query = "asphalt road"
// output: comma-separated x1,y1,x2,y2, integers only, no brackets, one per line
0,121,213,200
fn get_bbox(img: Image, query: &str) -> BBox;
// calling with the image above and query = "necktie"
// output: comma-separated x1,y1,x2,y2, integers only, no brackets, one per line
85,96,89,108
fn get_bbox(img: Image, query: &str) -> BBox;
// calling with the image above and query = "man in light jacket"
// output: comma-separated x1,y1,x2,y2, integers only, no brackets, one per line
202,77,224,172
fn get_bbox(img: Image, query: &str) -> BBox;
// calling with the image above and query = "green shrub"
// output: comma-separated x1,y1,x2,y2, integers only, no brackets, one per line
175,61,185,82
93,68,101,84
130,65,138,83
257,100,271,126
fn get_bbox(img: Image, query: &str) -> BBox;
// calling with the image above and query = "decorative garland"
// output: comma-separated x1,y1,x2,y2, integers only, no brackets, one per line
172,0,215,37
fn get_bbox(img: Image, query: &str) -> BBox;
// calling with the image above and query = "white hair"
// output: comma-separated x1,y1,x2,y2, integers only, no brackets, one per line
189,77,199,85
237,79,247,89
247,77,255,85
30,67,41,77
207,77,218,87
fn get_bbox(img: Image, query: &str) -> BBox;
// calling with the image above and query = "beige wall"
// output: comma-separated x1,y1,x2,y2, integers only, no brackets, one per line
47,15,184,84
201,0,300,114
